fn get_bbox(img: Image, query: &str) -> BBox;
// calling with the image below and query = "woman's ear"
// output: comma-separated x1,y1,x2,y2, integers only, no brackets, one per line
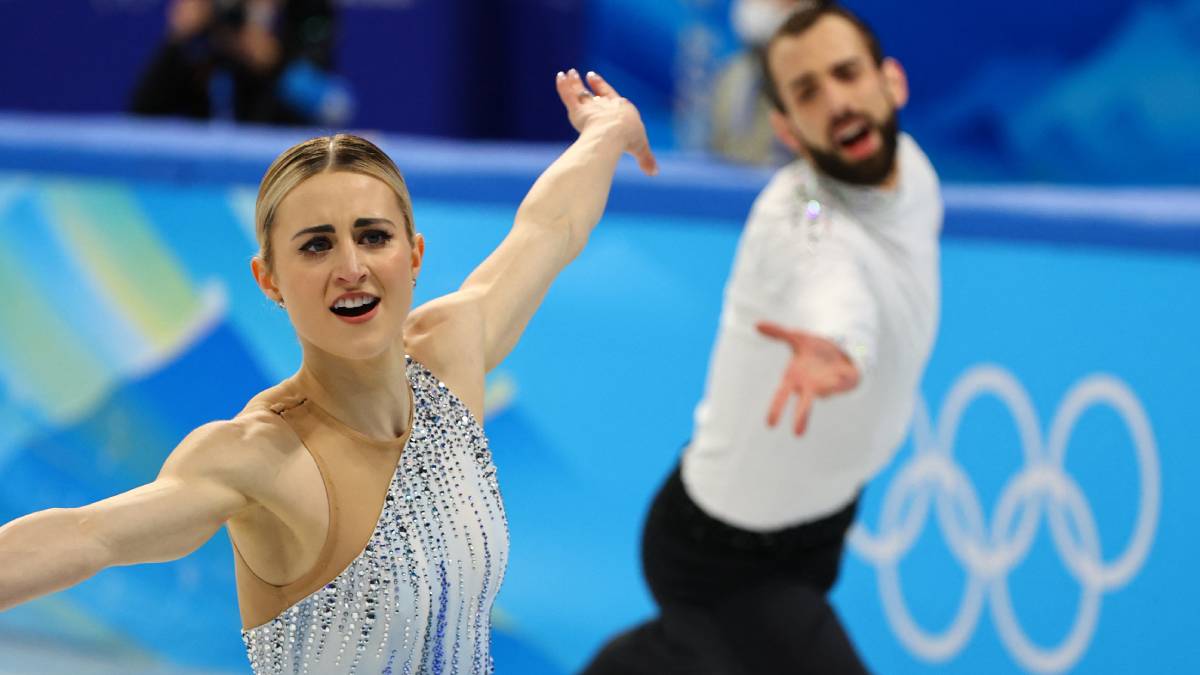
250,256,283,304
881,57,909,110
410,232,426,282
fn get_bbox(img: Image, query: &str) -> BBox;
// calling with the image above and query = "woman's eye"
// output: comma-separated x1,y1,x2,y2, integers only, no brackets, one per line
299,236,332,255
360,230,394,247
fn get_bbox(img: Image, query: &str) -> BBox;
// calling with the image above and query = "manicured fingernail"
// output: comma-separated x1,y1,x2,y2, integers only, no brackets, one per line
568,68,579,78
586,71,598,79
556,71,565,81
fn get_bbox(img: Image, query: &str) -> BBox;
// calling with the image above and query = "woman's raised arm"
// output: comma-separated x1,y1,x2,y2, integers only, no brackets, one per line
435,70,657,373
0,421,252,612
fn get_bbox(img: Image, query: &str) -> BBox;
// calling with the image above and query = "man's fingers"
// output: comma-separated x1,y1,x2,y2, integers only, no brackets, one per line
809,362,859,396
756,320,787,339
756,322,810,352
835,364,860,391
766,380,791,427
756,320,793,343
586,71,620,98
792,387,814,436
826,362,860,393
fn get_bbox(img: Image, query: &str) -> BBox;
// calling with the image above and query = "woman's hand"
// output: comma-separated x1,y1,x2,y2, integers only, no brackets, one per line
436,70,659,378
555,69,658,176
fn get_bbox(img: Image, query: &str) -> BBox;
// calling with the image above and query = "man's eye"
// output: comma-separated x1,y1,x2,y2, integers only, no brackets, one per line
299,237,332,255
360,230,394,247
834,66,861,82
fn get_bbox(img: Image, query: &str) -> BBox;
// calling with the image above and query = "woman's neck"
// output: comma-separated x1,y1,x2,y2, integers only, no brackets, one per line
294,341,412,442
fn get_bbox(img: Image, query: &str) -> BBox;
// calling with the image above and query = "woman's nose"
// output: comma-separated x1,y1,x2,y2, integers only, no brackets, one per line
334,245,368,285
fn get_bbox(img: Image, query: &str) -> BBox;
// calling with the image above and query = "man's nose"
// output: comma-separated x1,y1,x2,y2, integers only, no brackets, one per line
823,83,854,121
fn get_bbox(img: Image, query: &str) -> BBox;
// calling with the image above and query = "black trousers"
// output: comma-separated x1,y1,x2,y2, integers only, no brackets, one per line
580,466,869,675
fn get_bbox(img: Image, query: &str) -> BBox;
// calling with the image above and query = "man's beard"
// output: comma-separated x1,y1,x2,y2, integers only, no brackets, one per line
804,110,900,187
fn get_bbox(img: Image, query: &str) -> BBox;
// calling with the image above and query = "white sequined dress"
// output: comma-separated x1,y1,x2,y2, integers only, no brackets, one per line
241,358,509,674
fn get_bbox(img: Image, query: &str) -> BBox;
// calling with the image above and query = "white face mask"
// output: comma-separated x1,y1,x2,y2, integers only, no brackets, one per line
731,0,800,48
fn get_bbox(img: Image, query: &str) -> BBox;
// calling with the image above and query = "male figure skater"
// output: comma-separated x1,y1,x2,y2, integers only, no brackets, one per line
584,3,941,672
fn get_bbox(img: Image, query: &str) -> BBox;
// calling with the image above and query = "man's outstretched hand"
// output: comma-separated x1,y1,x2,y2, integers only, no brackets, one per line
757,321,861,436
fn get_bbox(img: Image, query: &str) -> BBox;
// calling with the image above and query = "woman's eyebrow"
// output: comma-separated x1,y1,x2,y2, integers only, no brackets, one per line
290,218,394,240
291,224,334,240
354,217,394,228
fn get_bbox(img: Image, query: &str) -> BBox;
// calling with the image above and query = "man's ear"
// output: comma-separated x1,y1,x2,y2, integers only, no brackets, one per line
769,109,806,156
881,57,909,110
250,256,283,304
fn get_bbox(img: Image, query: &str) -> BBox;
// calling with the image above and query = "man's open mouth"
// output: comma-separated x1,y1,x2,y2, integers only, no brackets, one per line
330,295,380,317
835,120,871,150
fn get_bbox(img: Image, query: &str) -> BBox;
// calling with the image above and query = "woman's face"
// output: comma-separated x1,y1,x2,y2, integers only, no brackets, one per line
255,171,423,360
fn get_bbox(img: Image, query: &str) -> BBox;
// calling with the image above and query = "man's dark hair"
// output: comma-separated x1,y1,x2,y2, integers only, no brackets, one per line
761,2,886,112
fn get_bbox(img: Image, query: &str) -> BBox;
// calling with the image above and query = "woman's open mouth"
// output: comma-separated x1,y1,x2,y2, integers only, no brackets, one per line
330,294,381,323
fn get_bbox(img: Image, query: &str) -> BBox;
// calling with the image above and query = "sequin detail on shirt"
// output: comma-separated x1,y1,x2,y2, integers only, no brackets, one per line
242,358,509,674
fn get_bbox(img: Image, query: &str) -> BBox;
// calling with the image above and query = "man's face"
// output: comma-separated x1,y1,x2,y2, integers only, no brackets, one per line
767,14,906,186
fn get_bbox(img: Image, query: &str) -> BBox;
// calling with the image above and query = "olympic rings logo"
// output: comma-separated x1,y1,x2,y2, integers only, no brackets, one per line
849,365,1160,674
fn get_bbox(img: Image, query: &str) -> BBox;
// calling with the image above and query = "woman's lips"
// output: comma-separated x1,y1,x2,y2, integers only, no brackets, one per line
332,300,380,324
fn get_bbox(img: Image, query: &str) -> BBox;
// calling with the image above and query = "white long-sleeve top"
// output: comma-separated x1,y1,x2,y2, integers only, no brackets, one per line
682,134,942,530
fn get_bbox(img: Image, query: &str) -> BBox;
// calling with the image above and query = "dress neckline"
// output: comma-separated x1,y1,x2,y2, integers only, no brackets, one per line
292,364,415,449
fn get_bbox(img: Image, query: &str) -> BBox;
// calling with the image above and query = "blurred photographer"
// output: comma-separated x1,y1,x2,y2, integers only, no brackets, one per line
131,0,352,126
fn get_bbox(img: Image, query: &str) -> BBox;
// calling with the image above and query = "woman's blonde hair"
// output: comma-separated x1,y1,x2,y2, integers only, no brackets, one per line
255,134,415,268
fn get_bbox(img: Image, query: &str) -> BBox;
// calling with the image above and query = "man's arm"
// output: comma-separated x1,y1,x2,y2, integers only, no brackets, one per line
757,217,879,435
0,422,251,611
451,70,656,372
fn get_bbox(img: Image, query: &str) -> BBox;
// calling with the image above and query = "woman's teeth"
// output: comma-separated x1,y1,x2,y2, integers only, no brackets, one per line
333,296,376,309
331,296,380,317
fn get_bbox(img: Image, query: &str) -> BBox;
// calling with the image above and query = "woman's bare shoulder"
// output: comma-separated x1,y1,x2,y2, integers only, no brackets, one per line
405,292,486,417
405,290,484,340
160,389,303,491
406,292,485,367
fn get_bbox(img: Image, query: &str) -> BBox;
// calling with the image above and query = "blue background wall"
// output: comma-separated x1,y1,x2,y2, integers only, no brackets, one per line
0,116,1197,673
1,1,1197,183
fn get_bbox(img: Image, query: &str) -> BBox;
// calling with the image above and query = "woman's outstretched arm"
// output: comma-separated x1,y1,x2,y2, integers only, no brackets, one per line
431,70,656,373
0,422,251,611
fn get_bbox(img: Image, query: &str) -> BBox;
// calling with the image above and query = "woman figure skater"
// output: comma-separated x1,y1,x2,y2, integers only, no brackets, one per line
0,69,656,675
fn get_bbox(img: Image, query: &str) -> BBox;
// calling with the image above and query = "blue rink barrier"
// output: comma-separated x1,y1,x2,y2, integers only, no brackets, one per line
0,114,1197,674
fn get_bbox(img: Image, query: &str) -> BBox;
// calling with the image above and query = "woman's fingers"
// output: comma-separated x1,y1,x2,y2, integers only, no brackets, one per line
586,71,619,98
559,69,658,175
554,71,573,109
555,69,593,113
634,141,659,176
590,71,657,175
